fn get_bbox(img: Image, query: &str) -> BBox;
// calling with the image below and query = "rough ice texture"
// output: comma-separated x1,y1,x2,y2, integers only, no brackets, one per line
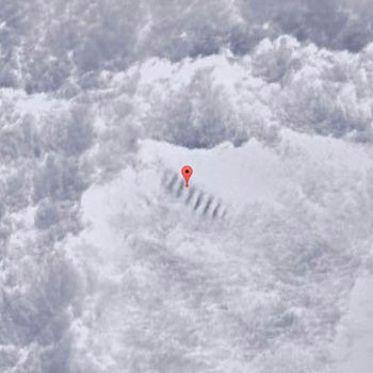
1,1,373,372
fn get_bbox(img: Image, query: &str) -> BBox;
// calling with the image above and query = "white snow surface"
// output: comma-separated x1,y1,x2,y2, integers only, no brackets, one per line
1,2,373,372
60,131,373,372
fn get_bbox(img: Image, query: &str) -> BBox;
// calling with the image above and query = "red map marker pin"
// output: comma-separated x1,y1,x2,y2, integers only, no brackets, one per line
181,165,193,188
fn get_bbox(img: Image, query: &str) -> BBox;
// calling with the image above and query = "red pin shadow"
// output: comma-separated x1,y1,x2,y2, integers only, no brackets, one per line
181,165,193,188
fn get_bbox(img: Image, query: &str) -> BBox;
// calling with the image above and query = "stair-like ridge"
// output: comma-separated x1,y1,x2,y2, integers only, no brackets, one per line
162,169,228,219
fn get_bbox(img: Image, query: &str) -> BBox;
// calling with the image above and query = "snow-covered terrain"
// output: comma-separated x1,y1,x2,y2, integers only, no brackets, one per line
1,1,373,372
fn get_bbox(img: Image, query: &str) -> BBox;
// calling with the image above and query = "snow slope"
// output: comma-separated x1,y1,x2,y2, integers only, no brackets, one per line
59,130,373,373
2,2,373,372
334,269,373,373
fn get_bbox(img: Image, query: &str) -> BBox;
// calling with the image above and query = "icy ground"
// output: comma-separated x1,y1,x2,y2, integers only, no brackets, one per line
1,1,373,372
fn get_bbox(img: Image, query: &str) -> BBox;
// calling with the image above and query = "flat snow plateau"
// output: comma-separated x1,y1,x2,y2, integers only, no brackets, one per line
63,130,373,372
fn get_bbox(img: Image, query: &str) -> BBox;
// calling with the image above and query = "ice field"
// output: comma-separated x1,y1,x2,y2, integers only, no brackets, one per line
1,1,373,372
